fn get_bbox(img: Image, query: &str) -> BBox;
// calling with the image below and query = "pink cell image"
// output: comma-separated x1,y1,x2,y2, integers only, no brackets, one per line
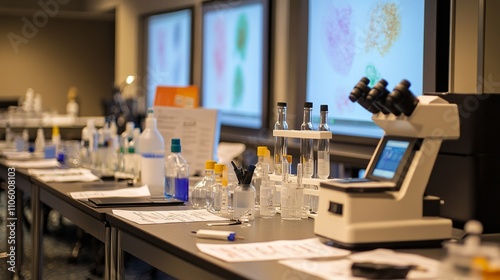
213,18,226,78
322,4,356,76
334,86,355,115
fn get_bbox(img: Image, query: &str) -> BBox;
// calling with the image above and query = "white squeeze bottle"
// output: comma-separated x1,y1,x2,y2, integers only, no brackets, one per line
139,108,165,196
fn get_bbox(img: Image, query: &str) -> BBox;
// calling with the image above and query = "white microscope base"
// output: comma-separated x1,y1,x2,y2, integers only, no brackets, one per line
316,217,452,249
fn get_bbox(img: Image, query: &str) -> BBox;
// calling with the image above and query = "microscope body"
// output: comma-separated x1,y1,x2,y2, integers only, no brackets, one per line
315,95,460,249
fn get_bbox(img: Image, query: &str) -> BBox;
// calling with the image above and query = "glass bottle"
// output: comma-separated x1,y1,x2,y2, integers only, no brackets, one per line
317,104,331,179
191,160,216,209
273,102,288,175
207,163,224,213
300,102,314,178
251,146,268,208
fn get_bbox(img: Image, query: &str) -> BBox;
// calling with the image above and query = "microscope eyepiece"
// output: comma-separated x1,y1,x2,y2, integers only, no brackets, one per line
387,79,419,116
348,77,380,113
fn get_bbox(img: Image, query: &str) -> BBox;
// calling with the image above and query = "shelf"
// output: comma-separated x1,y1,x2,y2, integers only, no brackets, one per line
273,130,332,139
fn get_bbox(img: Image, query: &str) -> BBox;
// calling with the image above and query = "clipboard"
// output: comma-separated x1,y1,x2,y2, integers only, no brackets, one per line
85,196,185,207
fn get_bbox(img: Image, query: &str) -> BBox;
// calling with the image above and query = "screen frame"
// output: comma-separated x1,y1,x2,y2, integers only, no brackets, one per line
292,0,449,168
365,135,419,187
141,6,195,108
200,0,271,132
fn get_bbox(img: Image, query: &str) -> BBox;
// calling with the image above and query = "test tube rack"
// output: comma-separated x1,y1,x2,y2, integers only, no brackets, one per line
270,130,333,218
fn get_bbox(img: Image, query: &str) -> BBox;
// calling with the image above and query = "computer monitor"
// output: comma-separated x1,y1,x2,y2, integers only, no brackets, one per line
300,0,449,167
201,0,270,130
143,7,193,108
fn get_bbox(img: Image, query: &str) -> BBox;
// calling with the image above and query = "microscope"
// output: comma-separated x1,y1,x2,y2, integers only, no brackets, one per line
314,78,460,249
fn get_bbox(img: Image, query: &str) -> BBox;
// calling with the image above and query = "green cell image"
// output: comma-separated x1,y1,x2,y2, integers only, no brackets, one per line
236,14,249,59
365,63,381,87
233,66,244,107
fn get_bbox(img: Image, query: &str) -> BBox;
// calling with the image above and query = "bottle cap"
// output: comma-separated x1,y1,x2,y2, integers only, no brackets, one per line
205,160,217,170
320,104,328,112
257,146,267,157
171,138,181,152
52,126,60,136
304,102,313,108
214,163,225,174
286,155,292,164
277,102,287,107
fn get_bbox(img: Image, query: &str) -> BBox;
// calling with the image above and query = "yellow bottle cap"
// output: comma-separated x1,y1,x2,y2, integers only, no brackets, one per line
52,126,60,136
214,163,225,174
286,155,292,164
205,160,217,170
257,146,267,157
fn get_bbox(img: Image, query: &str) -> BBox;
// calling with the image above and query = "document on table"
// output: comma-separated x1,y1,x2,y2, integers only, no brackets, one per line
29,168,100,182
279,249,441,279
112,209,229,224
69,185,151,200
196,237,351,262
1,151,32,160
5,158,60,168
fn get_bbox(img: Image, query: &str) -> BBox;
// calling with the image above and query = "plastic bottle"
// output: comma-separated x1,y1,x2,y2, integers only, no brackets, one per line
119,122,135,172
139,108,165,196
164,138,189,200
207,163,224,213
273,102,288,175
317,105,331,179
81,119,97,168
251,146,268,207
131,128,141,179
300,102,314,178
52,126,62,161
34,127,45,154
191,160,216,209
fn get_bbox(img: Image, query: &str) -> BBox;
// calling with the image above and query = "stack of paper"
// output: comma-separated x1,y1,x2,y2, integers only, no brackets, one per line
29,168,100,182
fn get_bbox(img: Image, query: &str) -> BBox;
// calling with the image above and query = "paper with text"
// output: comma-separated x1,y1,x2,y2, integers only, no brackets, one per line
5,158,60,168
112,209,229,224
29,168,100,182
279,248,440,279
196,238,351,262
69,185,150,200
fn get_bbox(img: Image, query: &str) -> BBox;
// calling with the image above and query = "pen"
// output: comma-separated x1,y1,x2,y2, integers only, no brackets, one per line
191,229,243,241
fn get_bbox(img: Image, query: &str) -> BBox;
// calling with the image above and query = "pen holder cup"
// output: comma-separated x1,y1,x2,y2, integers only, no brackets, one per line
233,183,256,221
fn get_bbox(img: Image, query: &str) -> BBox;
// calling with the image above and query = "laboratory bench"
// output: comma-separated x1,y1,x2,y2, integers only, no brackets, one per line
1,158,499,280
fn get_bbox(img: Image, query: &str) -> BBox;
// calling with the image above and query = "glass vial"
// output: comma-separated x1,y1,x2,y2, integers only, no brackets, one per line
259,162,275,218
300,102,314,178
207,163,224,213
317,104,330,179
281,162,303,221
273,102,288,175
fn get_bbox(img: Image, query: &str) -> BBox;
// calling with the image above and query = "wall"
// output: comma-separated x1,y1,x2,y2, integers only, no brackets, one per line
113,0,290,129
0,13,115,116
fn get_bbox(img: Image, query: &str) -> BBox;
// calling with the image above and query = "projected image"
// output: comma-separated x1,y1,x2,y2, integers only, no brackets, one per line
146,9,192,107
307,0,425,138
202,1,265,129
